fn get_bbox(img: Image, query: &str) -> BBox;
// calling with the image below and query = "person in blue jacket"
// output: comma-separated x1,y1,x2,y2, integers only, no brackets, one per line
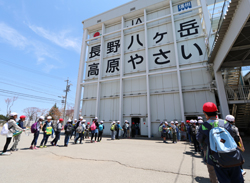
115,121,123,140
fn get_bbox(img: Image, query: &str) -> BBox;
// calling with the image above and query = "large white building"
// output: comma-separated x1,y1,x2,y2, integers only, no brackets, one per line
74,0,218,137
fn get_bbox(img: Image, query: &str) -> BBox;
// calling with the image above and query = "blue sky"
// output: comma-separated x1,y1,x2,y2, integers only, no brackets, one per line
0,0,131,116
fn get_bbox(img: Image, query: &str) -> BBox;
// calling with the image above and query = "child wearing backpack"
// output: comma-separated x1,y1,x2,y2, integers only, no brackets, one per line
110,121,116,140
64,119,73,147
197,102,244,183
51,118,63,146
30,116,44,150
39,116,53,148
91,117,99,143
74,119,86,144
191,120,200,153
1,112,25,156
115,121,123,140
170,121,177,144
98,121,104,142
85,122,90,139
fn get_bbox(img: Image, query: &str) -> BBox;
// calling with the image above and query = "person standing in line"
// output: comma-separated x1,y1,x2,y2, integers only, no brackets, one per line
126,121,130,138
70,119,78,139
2,112,25,155
10,115,26,152
115,121,123,140
98,121,104,142
186,120,192,145
170,121,177,144
91,117,99,143
85,122,90,139
180,121,186,141
162,121,168,143
30,116,44,150
131,122,136,138
39,116,53,148
51,118,63,146
197,102,244,183
191,120,200,154
110,121,116,140
64,119,73,147
225,115,246,176
175,121,180,141
75,119,85,144
122,121,128,138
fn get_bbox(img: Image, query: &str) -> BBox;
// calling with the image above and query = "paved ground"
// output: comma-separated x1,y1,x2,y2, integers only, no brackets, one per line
0,131,250,183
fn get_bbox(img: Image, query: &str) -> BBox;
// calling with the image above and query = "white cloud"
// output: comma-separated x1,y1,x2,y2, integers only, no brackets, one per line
29,25,81,53
0,22,28,49
0,22,59,71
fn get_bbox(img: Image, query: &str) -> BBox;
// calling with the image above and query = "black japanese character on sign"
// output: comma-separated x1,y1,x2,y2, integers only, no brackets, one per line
89,45,101,59
177,19,199,37
128,34,143,50
153,49,171,65
107,40,120,54
88,63,99,77
153,32,168,44
132,18,142,26
106,58,120,73
181,43,203,59
128,54,144,70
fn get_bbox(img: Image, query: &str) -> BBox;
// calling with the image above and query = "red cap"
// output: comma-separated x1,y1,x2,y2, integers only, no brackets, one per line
20,115,26,119
203,102,218,113
59,118,64,122
87,122,90,125
186,120,190,123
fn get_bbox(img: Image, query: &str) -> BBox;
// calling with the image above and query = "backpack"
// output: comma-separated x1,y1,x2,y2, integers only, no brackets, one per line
159,126,163,132
191,126,197,135
110,125,115,131
1,123,9,135
66,124,72,133
31,122,38,133
204,120,244,168
99,124,104,131
91,123,96,131
115,124,118,131
52,122,58,132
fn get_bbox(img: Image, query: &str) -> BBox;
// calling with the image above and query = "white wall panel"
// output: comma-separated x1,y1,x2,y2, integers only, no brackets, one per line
83,84,97,98
147,8,170,21
124,77,147,94
149,73,179,92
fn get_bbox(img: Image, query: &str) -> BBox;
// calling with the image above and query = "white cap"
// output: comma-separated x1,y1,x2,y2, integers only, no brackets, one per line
117,121,120,123
39,116,45,120
10,112,18,116
190,120,194,123
74,119,77,121
194,120,197,123
164,121,168,124
79,116,83,120
125,120,128,122
175,121,178,124
225,115,235,122
67,119,71,122
198,120,203,124
100,121,103,123
95,117,98,120
82,119,86,122
47,116,52,120
112,121,116,124
170,121,174,124
198,116,203,120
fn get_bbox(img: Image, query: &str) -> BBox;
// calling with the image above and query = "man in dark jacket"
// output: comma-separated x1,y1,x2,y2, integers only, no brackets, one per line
196,102,244,183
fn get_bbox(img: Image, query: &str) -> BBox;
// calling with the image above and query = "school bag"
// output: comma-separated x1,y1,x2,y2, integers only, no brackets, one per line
1,123,9,135
65,124,72,134
191,126,197,135
52,121,58,132
115,124,118,131
204,119,244,168
76,123,83,133
90,123,96,131
159,126,163,132
110,125,115,131
99,124,104,131
31,122,38,133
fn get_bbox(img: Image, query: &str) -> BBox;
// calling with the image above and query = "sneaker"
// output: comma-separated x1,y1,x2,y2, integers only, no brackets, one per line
50,142,54,146
40,146,43,148
1,152,11,156
30,146,33,149
34,146,39,150
43,146,47,148
241,169,246,176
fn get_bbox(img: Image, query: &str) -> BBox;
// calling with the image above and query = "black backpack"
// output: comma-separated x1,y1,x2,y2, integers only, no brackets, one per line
66,124,72,134
115,124,118,131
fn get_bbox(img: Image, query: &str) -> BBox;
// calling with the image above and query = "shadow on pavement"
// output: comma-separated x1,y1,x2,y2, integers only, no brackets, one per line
194,176,211,183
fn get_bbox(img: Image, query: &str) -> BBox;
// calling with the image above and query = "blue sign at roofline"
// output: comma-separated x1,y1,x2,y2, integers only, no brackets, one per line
178,1,192,12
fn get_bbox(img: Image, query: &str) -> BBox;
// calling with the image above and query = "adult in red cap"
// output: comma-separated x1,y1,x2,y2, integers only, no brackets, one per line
197,102,243,183
51,118,64,146
10,115,26,152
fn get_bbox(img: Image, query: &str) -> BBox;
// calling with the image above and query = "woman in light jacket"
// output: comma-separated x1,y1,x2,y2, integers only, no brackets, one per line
2,112,24,156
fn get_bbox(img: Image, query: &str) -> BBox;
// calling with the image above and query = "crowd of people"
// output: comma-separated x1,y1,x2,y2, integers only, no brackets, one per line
0,102,247,182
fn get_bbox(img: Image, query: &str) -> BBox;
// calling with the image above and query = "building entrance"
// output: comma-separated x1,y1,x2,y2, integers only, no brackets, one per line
131,117,140,137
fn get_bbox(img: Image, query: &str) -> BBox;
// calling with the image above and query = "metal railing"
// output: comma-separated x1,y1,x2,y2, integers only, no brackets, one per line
225,85,250,101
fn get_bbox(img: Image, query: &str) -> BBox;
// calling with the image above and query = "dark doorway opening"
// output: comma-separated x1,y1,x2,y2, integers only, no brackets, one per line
186,116,197,121
131,117,140,137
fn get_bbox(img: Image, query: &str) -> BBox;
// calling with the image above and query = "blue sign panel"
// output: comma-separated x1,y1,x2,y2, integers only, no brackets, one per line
178,1,192,12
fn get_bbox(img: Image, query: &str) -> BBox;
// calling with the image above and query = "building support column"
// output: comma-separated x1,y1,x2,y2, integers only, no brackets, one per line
74,29,88,120
214,70,230,118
